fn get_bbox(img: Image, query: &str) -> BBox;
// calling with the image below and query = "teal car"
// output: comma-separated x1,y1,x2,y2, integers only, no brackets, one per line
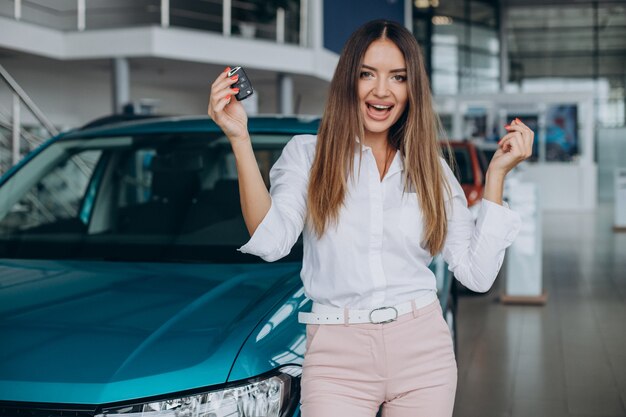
0,115,457,416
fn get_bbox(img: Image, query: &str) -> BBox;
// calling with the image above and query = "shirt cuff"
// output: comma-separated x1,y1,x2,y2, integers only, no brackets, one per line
237,199,281,258
475,198,522,243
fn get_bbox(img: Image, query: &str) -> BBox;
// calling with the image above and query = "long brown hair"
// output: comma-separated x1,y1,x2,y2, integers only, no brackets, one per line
307,19,451,256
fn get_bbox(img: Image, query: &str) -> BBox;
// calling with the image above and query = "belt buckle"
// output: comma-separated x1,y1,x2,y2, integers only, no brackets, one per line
369,306,398,324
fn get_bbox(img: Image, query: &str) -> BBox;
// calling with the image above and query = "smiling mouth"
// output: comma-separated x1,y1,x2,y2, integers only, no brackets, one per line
367,103,394,113
365,102,395,121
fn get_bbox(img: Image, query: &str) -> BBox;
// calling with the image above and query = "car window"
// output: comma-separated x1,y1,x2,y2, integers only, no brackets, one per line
0,133,302,263
479,148,494,170
476,148,492,185
0,149,102,235
441,146,474,185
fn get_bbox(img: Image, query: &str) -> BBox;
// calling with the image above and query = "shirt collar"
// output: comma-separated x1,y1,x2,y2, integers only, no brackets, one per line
354,137,404,174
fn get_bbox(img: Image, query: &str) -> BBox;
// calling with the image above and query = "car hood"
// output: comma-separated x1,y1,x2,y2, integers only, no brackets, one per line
0,259,302,405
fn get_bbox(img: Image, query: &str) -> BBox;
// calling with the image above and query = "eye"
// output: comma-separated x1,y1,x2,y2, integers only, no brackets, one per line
360,71,374,79
392,74,407,82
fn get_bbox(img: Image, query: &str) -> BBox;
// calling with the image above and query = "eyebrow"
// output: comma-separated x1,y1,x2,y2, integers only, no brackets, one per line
362,64,407,73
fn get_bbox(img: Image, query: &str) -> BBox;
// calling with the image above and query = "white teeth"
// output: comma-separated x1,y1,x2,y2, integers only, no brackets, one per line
369,104,391,110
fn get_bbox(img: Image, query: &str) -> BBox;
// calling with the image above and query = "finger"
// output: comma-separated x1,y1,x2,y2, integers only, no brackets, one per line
518,133,533,162
504,123,529,136
211,86,240,108
209,89,237,119
506,133,533,161
210,66,231,89
507,122,534,151
211,88,239,112
520,128,533,156
498,132,523,153
510,134,527,159
210,92,237,117
212,73,240,94
513,117,528,129
212,94,233,114
498,131,522,145
511,118,534,136
209,82,239,106
505,125,533,149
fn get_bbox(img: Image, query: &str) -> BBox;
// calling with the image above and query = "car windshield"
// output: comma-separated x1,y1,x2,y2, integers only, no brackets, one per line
0,132,302,263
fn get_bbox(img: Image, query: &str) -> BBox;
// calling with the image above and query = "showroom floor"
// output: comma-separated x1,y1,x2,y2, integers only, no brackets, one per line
453,202,626,417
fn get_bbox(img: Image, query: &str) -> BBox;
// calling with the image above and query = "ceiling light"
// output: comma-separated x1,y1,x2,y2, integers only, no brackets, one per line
432,16,453,25
415,0,439,7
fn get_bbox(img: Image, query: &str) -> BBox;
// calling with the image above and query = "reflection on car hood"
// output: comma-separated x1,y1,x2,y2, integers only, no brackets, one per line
0,259,302,405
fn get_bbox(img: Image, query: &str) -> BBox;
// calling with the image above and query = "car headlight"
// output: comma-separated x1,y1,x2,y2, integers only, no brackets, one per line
96,368,300,417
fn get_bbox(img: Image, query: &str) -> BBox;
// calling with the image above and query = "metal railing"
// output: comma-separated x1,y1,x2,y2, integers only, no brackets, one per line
0,0,306,46
0,64,58,174
0,64,94,180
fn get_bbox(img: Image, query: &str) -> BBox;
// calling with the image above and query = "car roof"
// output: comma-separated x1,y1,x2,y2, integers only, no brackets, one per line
0,115,321,186
59,115,321,141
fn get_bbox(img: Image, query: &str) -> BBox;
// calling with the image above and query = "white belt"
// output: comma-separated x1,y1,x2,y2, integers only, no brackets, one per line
298,291,438,325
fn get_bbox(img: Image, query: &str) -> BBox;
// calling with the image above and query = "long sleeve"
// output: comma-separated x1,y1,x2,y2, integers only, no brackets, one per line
441,162,522,293
236,135,310,262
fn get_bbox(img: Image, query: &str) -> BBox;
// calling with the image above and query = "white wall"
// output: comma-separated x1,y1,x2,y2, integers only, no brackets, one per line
0,57,112,129
518,163,597,212
0,54,329,131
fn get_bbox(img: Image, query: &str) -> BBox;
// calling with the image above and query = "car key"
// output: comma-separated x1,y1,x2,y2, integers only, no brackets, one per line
227,66,254,101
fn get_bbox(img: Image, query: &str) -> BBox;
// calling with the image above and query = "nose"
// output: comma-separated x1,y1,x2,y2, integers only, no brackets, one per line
373,76,390,97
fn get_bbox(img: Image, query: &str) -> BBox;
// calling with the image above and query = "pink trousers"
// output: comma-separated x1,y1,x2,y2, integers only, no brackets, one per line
300,299,457,417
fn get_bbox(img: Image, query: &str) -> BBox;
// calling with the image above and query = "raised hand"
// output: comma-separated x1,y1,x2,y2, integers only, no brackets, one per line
208,67,249,144
489,118,534,176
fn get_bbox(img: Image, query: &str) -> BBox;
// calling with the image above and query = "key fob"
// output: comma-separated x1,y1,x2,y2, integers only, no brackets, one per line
227,66,254,101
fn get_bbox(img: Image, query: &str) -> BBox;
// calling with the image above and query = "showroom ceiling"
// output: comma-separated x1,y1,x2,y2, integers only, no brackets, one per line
505,0,626,84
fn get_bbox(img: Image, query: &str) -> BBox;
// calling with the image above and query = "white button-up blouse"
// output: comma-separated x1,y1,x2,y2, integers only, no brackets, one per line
238,134,522,309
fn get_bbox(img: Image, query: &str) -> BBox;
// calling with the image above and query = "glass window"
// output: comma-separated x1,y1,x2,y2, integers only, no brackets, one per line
461,51,499,78
433,72,459,95
413,16,429,43
469,0,496,27
170,1,223,34
231,1,300,44
460,76,499,94
434,0,466,21
510,29,594,54
599,4,626,27
432,44,459,72
0,133,300,263
508,6,592,30
511,56,594,78
424,0,503,95
469,25,499,53
599,27,626,51
433,21,468,47
599,55,625,79
85,0,160,30
15,1,77,30
0,150,102,235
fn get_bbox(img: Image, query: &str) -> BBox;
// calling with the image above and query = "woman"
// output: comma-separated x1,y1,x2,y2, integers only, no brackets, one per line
208,19,532,417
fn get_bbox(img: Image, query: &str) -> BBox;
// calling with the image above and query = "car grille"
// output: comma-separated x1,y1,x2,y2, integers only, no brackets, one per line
0,403,97,417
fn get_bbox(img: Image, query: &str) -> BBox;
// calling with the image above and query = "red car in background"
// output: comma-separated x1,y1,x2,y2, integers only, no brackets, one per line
441,141,488,211
441,140,507,295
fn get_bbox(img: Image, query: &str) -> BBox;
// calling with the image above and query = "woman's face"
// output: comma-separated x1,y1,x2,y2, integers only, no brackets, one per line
358,39,409,140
